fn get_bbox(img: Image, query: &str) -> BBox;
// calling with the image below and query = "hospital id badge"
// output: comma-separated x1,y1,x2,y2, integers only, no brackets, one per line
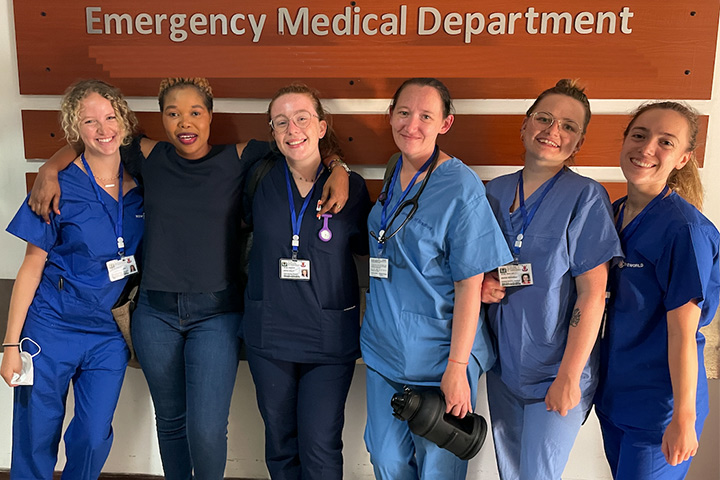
106,255,138,282
369,257,389,279
498,263,533,287
279,258,311,281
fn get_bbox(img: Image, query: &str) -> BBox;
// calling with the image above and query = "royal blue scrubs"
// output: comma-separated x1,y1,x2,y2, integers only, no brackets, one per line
6,163,143,479
595,192,720,480
484,168,622,480
361,157,512,480
242,154,371,479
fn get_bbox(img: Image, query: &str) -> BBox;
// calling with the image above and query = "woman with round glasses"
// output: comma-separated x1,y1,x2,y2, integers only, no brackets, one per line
241,83,371,479
360,78,511,479
481,79,622,479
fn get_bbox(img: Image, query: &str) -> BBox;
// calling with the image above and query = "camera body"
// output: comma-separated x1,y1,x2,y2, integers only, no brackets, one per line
391,387,487,460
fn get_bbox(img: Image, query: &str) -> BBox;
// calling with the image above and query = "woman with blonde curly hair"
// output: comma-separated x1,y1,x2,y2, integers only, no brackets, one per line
1,79,143,478
29,77,349,479
595,102,720,480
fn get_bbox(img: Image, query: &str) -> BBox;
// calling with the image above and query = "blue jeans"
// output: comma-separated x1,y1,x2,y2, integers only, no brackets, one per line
132,287,242,480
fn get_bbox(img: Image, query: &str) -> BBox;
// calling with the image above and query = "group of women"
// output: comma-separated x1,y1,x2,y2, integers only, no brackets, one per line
0,74,717,480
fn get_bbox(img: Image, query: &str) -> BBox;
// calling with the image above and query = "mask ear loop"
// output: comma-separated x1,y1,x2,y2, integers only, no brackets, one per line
19,337,41,358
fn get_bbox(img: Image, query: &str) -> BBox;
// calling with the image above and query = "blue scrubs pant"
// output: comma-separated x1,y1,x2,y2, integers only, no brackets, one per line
246,349,355,480
132,288,242,480
597,410,701,480
363,365,480,480
12,320,128,480
487,370,592,480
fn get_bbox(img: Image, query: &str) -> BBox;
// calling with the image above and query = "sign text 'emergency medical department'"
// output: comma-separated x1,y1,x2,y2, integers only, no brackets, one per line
86,5,635,44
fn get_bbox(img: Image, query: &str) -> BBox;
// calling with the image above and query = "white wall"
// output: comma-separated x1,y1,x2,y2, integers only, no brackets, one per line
0,0,718,478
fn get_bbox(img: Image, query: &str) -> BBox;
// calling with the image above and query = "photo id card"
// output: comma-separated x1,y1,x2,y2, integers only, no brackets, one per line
498,263,533,287
279,258,311,281
369,257,389,279
106,255,138,282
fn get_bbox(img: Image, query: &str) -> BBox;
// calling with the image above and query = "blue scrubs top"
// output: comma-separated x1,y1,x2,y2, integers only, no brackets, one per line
485,169,622,400
596,192,720,430
242,155,371,364
6,163,144,333
361,157,512,385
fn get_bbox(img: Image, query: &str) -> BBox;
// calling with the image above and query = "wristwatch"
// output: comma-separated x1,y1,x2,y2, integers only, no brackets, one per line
328,158,352,176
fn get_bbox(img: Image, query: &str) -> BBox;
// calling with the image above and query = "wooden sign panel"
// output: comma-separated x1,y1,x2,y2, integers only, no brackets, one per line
14,1,720,99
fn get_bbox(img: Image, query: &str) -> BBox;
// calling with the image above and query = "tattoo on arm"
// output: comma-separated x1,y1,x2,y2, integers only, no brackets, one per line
570,308,581,327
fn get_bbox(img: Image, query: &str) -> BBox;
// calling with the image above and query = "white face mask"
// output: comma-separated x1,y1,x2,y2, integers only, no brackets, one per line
11,337,41,386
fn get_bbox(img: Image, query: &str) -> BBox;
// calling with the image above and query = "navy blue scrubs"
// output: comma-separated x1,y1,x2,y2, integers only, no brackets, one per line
242,150,371,479
7,163,143,479
596,192,720,479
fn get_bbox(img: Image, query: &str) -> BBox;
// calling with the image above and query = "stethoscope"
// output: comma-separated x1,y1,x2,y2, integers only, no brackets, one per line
370,145,440,246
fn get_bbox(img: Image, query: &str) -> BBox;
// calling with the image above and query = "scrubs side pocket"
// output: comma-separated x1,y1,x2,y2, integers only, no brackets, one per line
400,310,452,383
320,305,361,358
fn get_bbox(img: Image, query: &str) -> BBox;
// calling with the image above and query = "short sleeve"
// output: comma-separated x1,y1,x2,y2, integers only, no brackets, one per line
658,223,720,313
347,173,372,256
567,183,622,276
6,196,59,253
240,140,273,170
121,135,145,182
447,194,513,282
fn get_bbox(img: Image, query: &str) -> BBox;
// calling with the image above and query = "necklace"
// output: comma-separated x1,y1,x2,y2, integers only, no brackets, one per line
94,172,120,188
289,165,321,183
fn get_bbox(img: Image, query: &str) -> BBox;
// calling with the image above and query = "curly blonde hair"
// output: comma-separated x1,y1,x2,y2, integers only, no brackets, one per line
60,79,137,151
623,101,704,210
158,77,214,111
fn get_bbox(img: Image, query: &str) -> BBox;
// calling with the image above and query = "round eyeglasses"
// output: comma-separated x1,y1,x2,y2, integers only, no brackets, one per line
269,111,319,133
529,111,583,136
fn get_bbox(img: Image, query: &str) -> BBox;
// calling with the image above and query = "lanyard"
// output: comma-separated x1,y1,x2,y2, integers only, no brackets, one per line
513,168,565,258
377,146,438,252
284,161,324,260
615,185,669,240
81,154,125,256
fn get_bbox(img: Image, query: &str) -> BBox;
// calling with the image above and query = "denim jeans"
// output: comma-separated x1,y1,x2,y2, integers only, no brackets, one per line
132,287,242,480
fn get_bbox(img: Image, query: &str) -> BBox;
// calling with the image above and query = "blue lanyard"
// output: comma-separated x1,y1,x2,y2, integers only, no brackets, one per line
284,161,324,260
615,185,669,240
377,146,437,252
513,168,565,258
81,154,125,256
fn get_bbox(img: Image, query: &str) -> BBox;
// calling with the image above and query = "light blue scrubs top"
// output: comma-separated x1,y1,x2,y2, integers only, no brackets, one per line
6,164,144,334
596,192,720,430
361,157,512,385
485,169,622,400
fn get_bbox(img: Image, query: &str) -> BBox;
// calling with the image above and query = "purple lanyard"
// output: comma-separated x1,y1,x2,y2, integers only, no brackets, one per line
284,161,324,260
80,154,125,256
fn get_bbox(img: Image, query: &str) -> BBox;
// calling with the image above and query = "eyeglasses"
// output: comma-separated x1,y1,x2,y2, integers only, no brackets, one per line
529,111,583,136
269,111,319,133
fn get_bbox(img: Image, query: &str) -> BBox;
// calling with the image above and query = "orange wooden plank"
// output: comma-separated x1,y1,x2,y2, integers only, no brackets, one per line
13,1,719,99
22,110,708,169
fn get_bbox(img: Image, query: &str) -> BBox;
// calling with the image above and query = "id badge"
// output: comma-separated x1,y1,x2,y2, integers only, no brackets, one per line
279,258,311,281
498,263,533,287
106,255,138,282
369,257,389,279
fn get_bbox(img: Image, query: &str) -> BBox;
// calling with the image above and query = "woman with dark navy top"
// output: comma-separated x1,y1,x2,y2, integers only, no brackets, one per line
241,84,371,480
